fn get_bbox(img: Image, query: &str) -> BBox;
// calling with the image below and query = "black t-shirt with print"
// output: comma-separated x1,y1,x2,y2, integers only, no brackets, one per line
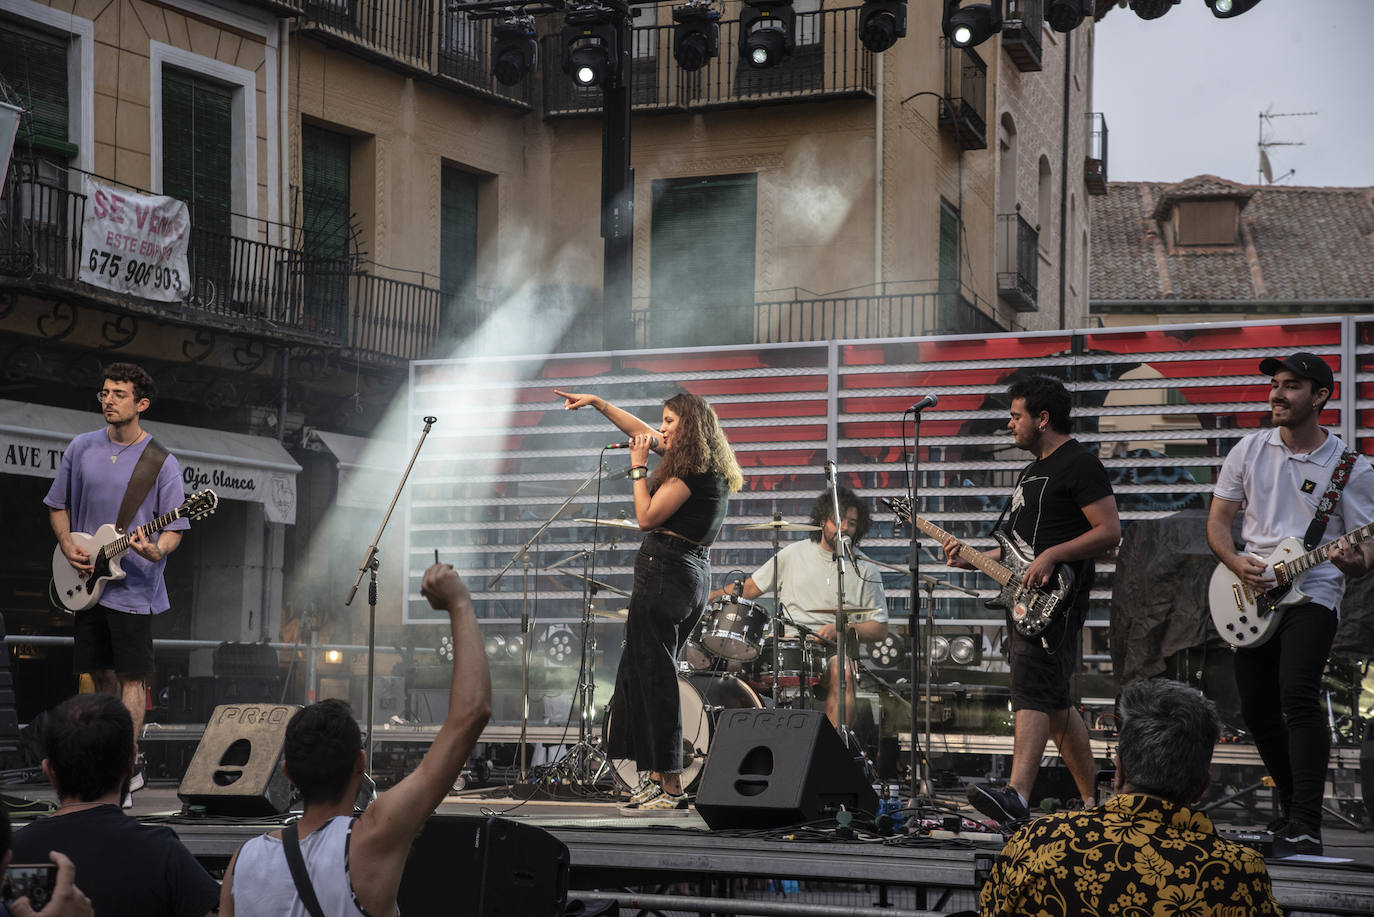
1001,438,1114,598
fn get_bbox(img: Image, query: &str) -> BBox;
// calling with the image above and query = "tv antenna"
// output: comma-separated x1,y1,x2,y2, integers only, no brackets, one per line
1257,106,1316,184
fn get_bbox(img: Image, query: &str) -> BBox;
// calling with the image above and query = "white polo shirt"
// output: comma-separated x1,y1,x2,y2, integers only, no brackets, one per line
749,538,889,633
1214,427,1374,613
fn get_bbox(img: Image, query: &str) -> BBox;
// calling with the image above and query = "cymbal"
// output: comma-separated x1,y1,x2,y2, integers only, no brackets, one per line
552,568,630,598
739,519,821,532
589,600,627,621
573,517,642,531
803,605,883,620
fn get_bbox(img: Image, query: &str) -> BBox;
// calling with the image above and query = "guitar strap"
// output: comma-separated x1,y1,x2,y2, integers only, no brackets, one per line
1302,449,1359,550
989,460,1036,538
115,437,169,534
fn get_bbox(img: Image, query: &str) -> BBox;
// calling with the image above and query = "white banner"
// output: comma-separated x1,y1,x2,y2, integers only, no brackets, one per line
78,176,191,302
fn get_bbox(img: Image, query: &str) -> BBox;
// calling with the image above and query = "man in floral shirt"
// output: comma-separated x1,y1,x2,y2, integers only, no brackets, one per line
978,678,1282,917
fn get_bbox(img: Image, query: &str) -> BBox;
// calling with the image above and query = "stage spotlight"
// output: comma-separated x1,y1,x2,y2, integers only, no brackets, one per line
1045,0,1087,32
482,632,525,661
491,17,537,87
562,9,620,88
1128,0,1179,20
948,633,982,666
942,0,1002,49
867,632,907,671
672,1,720,72
858,0,906,54
739,0,795,69
1205,0,1261,17
544,625,577,665
325,649,343,664
930,634,951,664
438,634,454,663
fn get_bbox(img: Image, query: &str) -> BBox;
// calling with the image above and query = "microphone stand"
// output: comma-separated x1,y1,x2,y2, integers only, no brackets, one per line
905,404,930,801
346,415,436,774
824,460,853,749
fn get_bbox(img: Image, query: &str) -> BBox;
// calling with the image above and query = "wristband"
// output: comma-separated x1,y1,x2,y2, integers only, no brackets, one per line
629,467,647,481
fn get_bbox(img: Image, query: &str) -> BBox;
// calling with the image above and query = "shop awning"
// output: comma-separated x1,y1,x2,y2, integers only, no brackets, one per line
0,399,300,524
304,429,401,509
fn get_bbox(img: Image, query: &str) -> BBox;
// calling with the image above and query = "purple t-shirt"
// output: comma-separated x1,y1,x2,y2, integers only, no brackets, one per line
44,429,189,614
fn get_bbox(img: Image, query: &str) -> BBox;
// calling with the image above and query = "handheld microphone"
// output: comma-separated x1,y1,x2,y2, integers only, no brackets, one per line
606,435,660,450
908,393,939,412
824,460,837,483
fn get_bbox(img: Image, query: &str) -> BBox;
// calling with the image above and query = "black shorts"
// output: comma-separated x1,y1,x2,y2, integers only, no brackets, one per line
1008,597,1087,713
73,606,156,677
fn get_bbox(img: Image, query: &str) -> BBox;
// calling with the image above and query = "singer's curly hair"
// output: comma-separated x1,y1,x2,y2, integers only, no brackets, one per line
651,392,744,493
807,485,872,545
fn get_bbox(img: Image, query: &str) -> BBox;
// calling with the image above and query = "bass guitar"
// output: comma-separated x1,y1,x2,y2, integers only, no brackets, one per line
884,496,1075,636
1208,520,1374,648
52,489,219,613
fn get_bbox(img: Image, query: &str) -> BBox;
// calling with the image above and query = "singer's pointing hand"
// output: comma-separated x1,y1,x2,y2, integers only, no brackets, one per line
554,389,600,411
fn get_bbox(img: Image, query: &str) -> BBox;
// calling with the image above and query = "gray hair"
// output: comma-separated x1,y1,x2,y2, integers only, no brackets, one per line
1117,678,1219,803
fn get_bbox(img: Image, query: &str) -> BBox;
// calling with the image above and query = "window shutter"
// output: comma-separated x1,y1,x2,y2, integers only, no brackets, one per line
650,173,757,346
300,124,351,335
0,20,76,160
439,165,479,340
161,69,232,233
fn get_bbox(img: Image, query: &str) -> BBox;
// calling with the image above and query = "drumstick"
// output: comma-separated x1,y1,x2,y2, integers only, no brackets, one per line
434,549,440,565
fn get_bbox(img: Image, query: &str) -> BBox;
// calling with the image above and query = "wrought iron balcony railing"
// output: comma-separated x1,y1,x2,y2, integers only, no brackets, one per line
0,163,443,362
1085,111,1108,194
1002,0,1044,72
996,210,1038,312
940,43,987,151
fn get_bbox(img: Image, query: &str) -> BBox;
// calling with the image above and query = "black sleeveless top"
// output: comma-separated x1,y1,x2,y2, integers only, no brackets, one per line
658,472,730,545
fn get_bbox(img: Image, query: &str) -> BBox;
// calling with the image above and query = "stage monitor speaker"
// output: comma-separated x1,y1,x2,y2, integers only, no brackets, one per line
694,708,878,829
397,815,569,917
177,703,299,816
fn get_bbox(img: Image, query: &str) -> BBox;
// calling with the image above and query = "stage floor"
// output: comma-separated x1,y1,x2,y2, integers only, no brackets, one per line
3,779,1372,916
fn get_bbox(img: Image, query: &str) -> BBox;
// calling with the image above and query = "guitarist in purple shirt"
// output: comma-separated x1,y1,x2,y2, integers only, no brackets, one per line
1207,352,1374,856
43,363,188,807
941,374,1120,827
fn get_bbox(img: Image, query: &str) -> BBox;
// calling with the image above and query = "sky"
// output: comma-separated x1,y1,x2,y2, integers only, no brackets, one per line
1092,0,1374,188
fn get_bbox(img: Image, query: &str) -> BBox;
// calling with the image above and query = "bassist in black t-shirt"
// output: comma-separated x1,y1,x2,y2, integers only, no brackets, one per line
942,375,1120,827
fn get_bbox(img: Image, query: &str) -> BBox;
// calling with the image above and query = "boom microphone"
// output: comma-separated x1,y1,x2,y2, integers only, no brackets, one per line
908,393,939,412
606,436,660,450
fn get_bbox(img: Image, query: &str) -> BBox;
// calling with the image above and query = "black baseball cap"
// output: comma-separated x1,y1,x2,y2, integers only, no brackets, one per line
1259,352,1334,393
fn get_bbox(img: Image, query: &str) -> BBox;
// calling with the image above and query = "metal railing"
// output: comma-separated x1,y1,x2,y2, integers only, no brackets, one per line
0,164,442,362
631,288,1000,347
1002,0,1043,71
996,211,1038,312
544,7,875,116
940,43,987,150
1085,111,1109,193
299,0,433,69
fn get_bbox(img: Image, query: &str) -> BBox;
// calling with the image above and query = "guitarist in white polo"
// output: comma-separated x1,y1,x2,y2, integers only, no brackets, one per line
942,374,1120,827
44,362,189,807
1206,352,1374,857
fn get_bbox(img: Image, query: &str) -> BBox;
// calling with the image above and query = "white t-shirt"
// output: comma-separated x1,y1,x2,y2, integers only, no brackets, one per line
748,538,889,634
1214,427,1374,613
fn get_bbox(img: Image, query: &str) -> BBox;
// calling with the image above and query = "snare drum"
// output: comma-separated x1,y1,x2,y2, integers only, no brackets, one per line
750,636,825,689
605,673,763,792
679,615,714,673
700,595,769,661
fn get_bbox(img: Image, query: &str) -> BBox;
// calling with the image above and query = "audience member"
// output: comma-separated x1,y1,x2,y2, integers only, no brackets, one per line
222,562,491,917
10,694,218,917
1,808,91,917
978,678,1282,917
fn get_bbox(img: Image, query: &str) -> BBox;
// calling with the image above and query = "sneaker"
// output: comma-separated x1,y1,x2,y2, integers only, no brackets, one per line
623,790,689,816
1272,823,1322,857
967,783,1030,826
128,765,146,794
623,778,661,808
121,788,133,810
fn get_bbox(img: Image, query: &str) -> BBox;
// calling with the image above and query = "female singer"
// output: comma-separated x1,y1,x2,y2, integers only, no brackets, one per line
555,388,743,812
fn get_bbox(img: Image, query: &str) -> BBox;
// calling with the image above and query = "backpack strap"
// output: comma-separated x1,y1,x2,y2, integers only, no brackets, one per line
281,822,328,917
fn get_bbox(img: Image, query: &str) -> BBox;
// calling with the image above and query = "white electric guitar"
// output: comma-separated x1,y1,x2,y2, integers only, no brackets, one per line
1208,520,1374,648
52,489,219,613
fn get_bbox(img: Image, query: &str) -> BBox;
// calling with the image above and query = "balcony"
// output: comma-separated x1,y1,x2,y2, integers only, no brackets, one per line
1002,0,1043,72
543,7,874,117
632,286,1003,347
0,162,442,363
1085,112,1108,195
939,43,987,151
996,210,1038,312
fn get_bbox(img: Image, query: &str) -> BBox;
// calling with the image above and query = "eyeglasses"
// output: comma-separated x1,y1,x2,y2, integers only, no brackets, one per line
96,390,134,404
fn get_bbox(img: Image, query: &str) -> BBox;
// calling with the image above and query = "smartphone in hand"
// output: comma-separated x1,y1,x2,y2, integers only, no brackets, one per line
2,863,58,910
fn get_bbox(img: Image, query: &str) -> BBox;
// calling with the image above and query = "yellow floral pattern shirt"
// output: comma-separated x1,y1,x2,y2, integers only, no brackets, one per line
978,794,1283,917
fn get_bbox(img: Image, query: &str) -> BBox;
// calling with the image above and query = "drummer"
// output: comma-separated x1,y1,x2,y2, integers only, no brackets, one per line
708,486,888,727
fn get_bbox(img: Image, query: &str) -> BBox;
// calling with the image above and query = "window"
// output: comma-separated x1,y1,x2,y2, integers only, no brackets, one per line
938,197,961,328
300,124,352,335
650,173,757,347
163,69,232,306
0,19,76,163
997,112,1018,214
1037,155,1052,252
440,165,479,340
1173,200,1240,246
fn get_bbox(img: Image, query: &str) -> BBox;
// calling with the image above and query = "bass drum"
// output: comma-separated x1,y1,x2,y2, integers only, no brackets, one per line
606,673,762,793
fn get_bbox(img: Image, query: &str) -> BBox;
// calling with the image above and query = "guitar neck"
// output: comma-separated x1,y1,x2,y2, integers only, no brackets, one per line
107,505,184,558
908,514,1014,588
1285,519,1374,579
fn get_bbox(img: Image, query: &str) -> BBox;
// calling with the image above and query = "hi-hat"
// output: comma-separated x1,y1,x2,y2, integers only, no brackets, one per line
552,568,629,597
573,517,641,531
739,518,821,532
804,604,883,620
589,600,627,620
